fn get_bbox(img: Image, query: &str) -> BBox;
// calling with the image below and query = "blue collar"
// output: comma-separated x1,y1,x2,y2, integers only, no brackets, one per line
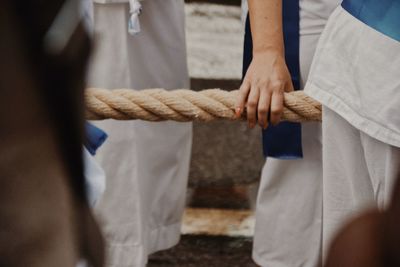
342,0,400,42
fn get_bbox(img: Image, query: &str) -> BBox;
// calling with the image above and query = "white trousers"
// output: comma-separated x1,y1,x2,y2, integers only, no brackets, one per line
87,1,192,266
322,107,400,260
253,34,323,267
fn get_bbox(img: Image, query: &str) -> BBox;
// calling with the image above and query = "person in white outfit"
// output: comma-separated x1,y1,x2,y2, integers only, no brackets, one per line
87,0,192,266
240,0,339,266
304,0,400,260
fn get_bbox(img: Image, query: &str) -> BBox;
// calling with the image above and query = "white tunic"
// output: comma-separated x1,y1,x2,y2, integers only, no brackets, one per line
305,6,400,148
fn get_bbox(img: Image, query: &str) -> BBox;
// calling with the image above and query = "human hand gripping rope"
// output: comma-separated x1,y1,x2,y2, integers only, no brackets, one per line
85,88,321,123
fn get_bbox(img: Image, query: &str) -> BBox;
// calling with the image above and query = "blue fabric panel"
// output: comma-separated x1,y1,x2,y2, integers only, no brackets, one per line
342,0,400,42
85,123,108,155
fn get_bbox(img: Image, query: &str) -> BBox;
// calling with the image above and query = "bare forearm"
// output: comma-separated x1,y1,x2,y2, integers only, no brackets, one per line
237,0,292,128
248,0,284,55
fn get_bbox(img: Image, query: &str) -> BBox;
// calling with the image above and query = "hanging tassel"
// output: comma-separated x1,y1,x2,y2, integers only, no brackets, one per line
128,0,142,35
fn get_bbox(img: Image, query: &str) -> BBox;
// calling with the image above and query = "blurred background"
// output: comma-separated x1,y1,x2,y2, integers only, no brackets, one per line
148,0,263,266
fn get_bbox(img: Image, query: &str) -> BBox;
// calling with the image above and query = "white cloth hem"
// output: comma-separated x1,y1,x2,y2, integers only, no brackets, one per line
107,242,146,267
105,222,182,266
252,251,286,267
147,222,182,255
306,82,400,148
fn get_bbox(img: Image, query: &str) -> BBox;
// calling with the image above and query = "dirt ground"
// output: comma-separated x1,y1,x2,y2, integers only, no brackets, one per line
148,235,258,267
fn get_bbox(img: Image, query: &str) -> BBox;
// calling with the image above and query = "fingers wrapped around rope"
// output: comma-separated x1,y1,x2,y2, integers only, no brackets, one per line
85,88,322,123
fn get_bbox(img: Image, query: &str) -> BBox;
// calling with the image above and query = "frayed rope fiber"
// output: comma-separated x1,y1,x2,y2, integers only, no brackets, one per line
85,88,321,123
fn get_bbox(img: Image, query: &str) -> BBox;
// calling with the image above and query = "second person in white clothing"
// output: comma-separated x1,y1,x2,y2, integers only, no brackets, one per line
240,0,340,266
87,0,192,266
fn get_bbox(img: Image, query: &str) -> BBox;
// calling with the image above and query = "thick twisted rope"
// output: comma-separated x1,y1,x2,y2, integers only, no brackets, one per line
85,88,321,123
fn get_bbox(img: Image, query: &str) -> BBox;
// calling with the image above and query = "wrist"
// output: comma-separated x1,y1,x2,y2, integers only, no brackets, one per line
253,47,284,59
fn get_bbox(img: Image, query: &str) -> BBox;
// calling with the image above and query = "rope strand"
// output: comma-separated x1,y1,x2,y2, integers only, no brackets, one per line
85,88,321,122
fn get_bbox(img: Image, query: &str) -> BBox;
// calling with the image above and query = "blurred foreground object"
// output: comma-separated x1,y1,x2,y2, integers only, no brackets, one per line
325,177,400,267
0,1,104,266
